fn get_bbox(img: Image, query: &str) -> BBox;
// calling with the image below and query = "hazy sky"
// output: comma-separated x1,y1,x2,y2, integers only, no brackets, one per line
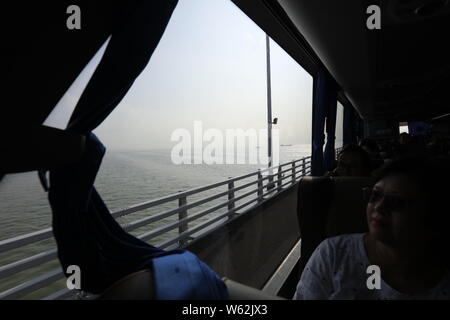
44,0,343,150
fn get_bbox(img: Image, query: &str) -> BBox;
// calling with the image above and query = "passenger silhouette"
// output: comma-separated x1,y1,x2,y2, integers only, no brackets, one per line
325,144,372,177
359,138,383,171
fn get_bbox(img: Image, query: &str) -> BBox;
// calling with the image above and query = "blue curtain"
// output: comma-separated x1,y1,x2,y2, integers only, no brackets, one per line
343,107,364,146
323,95,337,173
408,121,431,137
343,106,357,146
311,72,337,175
311,73,326,176
46,0,227,298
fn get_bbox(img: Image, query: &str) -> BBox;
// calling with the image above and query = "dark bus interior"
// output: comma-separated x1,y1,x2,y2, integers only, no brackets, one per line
2,0,450,300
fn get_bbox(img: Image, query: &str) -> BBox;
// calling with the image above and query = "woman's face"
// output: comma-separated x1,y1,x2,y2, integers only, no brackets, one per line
366,174,429,248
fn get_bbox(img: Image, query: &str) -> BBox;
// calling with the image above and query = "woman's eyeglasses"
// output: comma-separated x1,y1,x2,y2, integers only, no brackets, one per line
367,189,410,212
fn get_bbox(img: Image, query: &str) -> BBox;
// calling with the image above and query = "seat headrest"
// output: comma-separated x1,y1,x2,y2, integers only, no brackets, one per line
325,177,373,237
297,177,373,238
297,176,374,278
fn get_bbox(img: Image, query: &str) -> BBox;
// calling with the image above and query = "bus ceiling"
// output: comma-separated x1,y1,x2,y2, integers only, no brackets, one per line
233,0,450,122
3,1,450,128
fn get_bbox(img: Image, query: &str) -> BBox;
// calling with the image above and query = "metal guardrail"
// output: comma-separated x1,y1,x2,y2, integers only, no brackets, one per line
0,156,313,300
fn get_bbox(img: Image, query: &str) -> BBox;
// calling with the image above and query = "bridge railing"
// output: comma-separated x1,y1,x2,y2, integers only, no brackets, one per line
0,156,312,300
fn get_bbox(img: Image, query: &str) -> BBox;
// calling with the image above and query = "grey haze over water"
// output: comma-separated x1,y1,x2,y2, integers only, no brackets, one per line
0,144,346,297
0,144,314,241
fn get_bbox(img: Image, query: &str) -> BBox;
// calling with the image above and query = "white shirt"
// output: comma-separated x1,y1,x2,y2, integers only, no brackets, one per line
294,233,450,300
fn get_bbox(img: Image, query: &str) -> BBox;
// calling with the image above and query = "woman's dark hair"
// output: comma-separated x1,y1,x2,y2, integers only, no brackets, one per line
373,156,449,211
373,156,450,261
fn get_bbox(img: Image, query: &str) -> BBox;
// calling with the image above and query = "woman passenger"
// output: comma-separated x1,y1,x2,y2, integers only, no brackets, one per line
295,156,450,299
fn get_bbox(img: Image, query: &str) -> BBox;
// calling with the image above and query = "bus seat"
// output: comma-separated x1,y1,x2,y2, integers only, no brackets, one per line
296,176,373,279
97,269,154,300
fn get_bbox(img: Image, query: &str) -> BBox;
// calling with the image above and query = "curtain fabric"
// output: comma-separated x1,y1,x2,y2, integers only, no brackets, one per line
311,73,326,176
323,93,337,173
46,0,227,298
311,72,337,176
408,121,431,137
49,0,179,294
343,106,358,147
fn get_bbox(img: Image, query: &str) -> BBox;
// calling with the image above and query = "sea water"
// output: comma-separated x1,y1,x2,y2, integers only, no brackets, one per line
0,144,311,298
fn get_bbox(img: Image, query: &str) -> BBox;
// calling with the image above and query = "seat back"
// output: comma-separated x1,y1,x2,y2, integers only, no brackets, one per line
296,176,373,278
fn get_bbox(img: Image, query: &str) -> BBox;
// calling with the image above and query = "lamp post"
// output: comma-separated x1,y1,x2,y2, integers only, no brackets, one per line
266,34,272,170
266,34,276,189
